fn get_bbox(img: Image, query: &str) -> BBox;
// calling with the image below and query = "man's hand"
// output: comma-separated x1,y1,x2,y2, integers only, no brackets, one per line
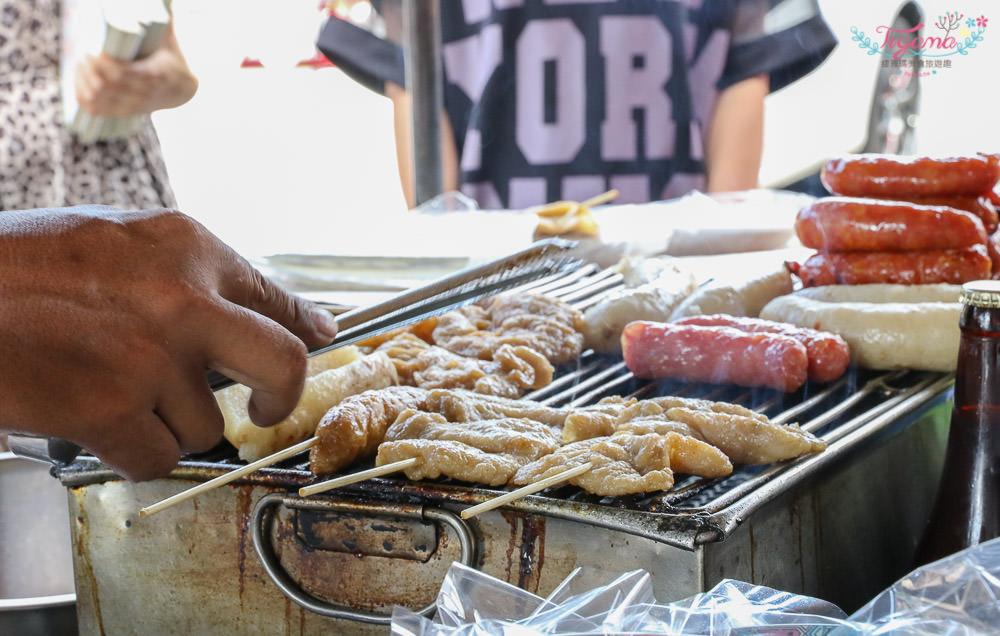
0,206,338,480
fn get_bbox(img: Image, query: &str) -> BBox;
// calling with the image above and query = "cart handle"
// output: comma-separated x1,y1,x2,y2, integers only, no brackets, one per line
251,493,476,624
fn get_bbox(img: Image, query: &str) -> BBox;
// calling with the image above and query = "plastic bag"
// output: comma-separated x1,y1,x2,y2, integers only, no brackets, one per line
850,536,1000,635
392,537,1000,635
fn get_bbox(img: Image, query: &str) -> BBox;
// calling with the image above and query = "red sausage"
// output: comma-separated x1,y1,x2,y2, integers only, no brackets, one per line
786,245,992,287
821,155,1000,197
674,314,850,384
795,197,986,251
988,232,1000,279
620,321,808,392
903,195,999,233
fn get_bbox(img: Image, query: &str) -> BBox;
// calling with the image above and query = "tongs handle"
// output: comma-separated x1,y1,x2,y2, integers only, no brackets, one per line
208,238,577,390
6,434,82,466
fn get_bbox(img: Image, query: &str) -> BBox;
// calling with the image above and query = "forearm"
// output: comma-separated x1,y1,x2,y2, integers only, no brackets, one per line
385,82,459,208
705,74,768,193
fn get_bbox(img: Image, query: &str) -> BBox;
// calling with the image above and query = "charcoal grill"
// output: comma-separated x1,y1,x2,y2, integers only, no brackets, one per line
52,262,952,635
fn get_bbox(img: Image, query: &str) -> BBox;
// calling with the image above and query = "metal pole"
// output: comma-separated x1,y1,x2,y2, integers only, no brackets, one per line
403,0,444,206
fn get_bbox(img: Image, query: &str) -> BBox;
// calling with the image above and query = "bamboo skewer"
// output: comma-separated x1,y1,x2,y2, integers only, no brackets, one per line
139,437,319,517
581,189,619,208
460,461,594,519
298,458,418,497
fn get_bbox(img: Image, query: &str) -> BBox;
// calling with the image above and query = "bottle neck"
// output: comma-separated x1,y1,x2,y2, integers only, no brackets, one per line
954,304,1000,411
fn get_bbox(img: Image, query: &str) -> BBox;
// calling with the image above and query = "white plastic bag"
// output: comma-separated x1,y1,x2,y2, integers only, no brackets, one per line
392,537,1000,635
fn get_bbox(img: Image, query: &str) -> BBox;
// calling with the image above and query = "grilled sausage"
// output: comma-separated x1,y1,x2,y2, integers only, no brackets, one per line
989,231,1000,279
674,314,850,384
759,285,961,371
620,321,809,392
668,267,794,320
900,194,999,233
821,154,1000,197
786,245,992,287
794,197,986,251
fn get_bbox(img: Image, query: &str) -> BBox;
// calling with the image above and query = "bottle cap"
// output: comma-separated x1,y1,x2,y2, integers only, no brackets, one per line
960,280,1000,307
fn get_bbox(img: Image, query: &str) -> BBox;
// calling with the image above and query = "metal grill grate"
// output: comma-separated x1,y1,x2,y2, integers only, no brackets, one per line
57,261,952,550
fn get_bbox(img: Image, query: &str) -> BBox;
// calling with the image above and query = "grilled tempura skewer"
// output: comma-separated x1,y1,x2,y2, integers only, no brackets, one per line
302,409,562,497
142,382,422,514
141,355,404,517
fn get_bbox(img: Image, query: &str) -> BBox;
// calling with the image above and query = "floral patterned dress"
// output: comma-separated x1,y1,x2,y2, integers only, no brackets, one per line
0,0,177,211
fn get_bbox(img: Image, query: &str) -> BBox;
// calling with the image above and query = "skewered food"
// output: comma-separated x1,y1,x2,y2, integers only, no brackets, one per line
376,409,561,485
384,409,560,459
375,333,553,398
377,440,527,486
528,189,617,241
309,385,430,475
220,351,398,462
674,314,850,384
431,294,585,365
530,200,600,240
620,320,809,392
305,345,365,375
794,197,987,252
511,433,682,496
426,388,572,429
562,396,823,465
560,394,766,442
760,284,961,371
659,406,826,465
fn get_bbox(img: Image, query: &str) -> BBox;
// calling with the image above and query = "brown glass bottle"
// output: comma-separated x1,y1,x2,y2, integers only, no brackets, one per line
914,280,1000,567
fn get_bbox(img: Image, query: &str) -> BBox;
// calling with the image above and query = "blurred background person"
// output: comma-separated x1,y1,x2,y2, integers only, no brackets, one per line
317,0,837,209
0,0,197,212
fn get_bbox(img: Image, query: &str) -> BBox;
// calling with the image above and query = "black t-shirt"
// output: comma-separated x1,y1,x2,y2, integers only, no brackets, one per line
319,0,837,208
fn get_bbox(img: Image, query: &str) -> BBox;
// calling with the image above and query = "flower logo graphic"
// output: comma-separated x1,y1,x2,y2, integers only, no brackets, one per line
934,11,964,38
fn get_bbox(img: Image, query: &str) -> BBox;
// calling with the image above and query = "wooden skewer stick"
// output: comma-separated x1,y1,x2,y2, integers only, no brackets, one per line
299,458,418,497
138,437,319,518
581,189,619,208
460,461,594,519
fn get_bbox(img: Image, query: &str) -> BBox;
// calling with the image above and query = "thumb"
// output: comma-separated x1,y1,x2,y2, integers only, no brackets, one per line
224,263,338,349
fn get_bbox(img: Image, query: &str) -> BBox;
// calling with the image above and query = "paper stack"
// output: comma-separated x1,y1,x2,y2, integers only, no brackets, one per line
68,0,172,143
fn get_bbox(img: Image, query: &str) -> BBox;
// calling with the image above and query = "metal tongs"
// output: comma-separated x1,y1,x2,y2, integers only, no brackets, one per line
8,238,581,466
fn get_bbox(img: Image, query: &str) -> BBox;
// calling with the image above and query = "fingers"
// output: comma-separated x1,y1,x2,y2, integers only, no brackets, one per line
200,302,310,428
219,260,339,349
74,54,144,117
154,360,226,454
74,55,102,113
80,411,181,482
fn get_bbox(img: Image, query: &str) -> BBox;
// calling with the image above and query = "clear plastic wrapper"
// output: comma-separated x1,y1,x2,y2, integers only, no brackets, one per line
392,537,1000,635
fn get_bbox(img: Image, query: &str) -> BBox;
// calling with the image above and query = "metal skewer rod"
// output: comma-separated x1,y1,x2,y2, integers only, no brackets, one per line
460,461,594,519
298,458,418,497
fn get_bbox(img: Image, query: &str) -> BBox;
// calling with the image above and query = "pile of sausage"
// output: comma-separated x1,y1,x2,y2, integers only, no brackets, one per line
787,154,1000,286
